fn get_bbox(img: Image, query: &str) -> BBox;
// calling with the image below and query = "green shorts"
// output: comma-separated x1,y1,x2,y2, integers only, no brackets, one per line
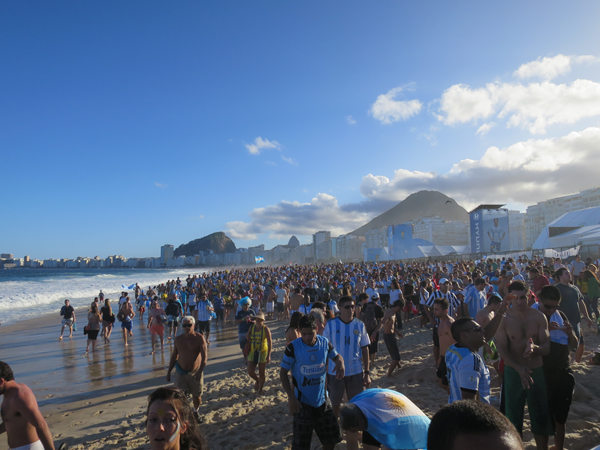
504,365,554,436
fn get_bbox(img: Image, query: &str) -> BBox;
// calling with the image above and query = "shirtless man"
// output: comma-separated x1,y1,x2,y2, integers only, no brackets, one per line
495,281,553,449
370,299,404,377
119,298,135,347
166,316,207,423
289,287,304,315
434,298,455,393
0,361,56,450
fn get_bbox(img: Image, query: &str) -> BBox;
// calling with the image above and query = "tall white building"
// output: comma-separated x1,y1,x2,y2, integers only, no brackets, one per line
508,210,526,251
365,226,390,250
525,187,600,248
413,217,468,246
312,231,331,258
160,244,174,266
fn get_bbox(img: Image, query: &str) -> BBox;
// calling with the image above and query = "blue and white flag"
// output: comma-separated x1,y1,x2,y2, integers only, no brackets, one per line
121,283,137,290
255,256,265,263
349,388,430,449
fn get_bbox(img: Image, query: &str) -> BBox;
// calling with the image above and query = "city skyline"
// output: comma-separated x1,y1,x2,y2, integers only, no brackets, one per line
2,1,600,259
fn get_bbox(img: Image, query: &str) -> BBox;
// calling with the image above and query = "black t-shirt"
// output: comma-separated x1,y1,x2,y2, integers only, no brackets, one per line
165,302,180,316
100,306,113,321
61,305,75,320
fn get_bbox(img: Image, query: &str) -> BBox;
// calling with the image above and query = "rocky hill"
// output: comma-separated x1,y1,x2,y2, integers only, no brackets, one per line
174,232,237,257
350,190,468,236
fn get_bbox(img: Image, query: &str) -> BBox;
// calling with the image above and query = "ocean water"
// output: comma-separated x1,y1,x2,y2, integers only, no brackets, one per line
0,268,206,325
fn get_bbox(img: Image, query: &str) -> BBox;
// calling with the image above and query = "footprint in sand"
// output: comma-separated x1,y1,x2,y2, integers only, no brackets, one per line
93,411,103,416
70,421,83,427
46,394,54,398
83,401,91,406
62,413,70,417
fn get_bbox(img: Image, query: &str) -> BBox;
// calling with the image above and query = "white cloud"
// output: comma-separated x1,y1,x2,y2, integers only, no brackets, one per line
514,54,598,80
266,161,277,166
226,193,371,240
438,79,600,134
476,122,496,135
154,182,167,189
346,115,357,125
370,87,423,124
245,137,281,155
358,127,600,210
282,155,298,165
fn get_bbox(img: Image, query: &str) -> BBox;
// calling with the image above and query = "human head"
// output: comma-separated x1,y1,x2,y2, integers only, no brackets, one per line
339,296,355,320
433,298,449,318
507,281,529,311
146,387,206,450
439,278,450,293
0,361,15,383
339,403,367,432
299,314,318,346
391,299,405,312
64,299,70,306
475,278,487,291
182,316,195,334
555,267,570,284
289,311,303,329
538,285,561,318
309,308,326,333
487,294,502,312
451,318,484,351
427,400,523,450
358,293,369,304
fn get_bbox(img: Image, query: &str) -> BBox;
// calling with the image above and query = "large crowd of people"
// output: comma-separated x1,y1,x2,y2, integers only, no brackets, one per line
2,253,600,449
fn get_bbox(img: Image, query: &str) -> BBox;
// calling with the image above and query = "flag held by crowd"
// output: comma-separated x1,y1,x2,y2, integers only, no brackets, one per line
255,256,265,263
121,283,136,290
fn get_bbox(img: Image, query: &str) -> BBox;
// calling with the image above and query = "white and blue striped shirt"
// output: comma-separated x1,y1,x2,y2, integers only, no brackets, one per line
196,300,213,322
323,317,370,376
464,286,487,318
426,289,461,317
445,344,490,404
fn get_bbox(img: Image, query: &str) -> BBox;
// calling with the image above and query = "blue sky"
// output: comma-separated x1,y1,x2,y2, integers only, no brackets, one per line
2,1,600,259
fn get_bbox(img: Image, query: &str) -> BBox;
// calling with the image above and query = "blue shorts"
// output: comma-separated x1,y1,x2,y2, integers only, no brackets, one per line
121,320,132,331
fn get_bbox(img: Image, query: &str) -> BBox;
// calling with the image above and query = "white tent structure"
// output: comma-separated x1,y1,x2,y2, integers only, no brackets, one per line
533,207,600,249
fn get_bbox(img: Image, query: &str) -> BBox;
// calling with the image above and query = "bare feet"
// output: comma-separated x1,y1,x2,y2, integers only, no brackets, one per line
254,381,259,390
59,336,63,340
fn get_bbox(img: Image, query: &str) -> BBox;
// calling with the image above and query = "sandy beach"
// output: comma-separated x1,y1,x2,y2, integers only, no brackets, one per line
1,312,600,450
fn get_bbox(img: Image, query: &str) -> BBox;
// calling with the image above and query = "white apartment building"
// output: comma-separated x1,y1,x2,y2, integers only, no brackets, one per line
508,210,526,251
160,245,174,266
312,231,331,257
525,187,600,248
365,227,390,250
413,217,469,246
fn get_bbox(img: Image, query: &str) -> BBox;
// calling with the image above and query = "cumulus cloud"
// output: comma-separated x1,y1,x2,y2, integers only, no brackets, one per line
245,137,281,155
154,182,167,189
476,122,496,135
226,193,371,240
282,155,298,165
438,79,600,134
358,126,600,210
370,87,423,124
346,115,357,125
514,54,598,80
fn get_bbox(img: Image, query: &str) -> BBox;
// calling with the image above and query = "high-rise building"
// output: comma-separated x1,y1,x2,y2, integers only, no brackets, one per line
524,187,600,248
413,217,469,246
160,245,174,266
508,210,526,251
312,231,331,258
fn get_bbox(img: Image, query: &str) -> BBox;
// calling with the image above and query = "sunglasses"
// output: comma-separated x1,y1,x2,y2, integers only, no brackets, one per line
343,305,356,310
182,323,193,328
542,303,558,311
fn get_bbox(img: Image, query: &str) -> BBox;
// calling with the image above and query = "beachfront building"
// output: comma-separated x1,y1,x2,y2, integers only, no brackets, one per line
160,244,174,266
413,217,469,246
312,231,331,259
336,234,365,261
508,210,526,251
532,206,600,251
525,187,600,248
365,226,390,250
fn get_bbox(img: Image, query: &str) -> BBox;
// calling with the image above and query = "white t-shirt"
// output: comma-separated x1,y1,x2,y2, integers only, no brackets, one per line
323,317,370,377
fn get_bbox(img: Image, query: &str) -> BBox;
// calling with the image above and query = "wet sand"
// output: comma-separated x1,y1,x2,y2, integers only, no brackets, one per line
1,313,600,449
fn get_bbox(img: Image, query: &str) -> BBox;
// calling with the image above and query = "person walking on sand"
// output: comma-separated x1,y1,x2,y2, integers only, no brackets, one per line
119,297,135,347
148,300,166,354
0,361,57,450
100,299,115,344
495,281,553,449
85,302,102,353
369,299,405,378
166,316,207,424
246,312,272,395
58,299,76,340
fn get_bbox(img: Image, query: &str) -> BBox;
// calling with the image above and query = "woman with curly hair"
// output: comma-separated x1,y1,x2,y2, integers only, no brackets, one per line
146,387,208,450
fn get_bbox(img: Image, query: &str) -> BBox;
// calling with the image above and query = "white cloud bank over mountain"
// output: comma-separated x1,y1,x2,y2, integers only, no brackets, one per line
227,127,600,239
